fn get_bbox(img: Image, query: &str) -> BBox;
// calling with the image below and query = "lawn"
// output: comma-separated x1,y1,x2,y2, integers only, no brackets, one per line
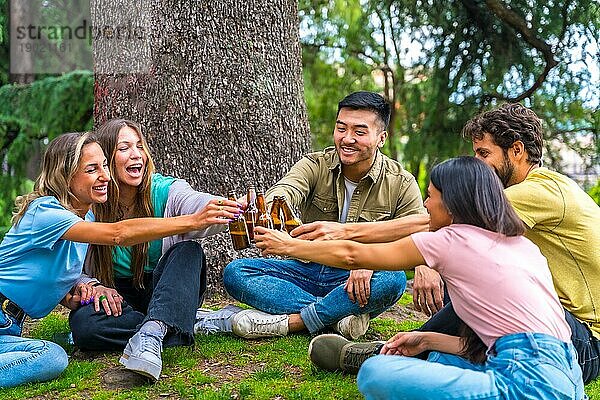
1,294,598,399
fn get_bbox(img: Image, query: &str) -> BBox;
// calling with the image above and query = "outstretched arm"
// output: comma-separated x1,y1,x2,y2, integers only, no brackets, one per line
63,198,241,246
254,226,426,271
290,214,430,243
380,331,463,356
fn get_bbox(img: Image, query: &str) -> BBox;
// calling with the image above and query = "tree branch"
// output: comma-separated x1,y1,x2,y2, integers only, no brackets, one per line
482,0,558,102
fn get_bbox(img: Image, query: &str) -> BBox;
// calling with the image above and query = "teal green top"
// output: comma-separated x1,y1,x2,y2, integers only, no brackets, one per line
112,173,177,279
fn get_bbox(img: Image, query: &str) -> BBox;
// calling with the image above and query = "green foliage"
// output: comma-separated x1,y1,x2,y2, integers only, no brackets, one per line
4,308,600,399
299,0,600,187
588,180,600,205
0,70,94,236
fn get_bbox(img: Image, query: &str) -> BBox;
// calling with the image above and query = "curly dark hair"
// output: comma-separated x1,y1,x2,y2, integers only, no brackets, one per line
462,103,543,166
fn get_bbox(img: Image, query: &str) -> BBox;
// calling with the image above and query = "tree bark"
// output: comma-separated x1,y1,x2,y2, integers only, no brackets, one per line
92,0,310,295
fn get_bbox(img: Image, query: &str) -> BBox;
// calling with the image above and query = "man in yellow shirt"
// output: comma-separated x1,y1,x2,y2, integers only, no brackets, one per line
424,103,600,382
308,104,600,384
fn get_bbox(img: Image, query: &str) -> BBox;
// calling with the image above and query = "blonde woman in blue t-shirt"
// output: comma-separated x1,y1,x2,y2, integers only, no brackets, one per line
0,132,240,388
69,119,237,382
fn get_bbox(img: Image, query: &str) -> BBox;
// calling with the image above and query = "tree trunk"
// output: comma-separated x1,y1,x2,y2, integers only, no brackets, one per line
92,0,310,295
9,0,34,83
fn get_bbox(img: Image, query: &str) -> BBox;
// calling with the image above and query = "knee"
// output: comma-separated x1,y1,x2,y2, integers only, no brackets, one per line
171,241,205,263
35,340,69,381
223,259,245,295
69,305,95,340
357,355,391,395
46,341,69,376
374,271,406,299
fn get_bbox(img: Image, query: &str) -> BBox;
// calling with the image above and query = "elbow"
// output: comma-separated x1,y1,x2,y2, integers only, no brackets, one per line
111,225,129,246
342,243,361,270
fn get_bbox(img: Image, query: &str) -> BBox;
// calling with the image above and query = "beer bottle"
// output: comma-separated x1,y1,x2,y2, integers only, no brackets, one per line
255,191,274,229
245,185,258,242
280,195,302,233
228,191,250,250
270,196,283,231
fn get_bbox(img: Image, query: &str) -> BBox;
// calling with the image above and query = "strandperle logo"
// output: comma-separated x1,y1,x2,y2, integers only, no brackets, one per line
14,19,146,45
10,0,153,75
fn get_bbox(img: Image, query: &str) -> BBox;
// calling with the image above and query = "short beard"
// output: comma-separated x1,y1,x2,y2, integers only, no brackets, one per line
495,151,515,188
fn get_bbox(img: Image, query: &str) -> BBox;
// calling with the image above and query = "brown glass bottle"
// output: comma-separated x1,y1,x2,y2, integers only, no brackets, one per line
280,195,302,233
255,191,274,229
245,185,258,242
270,196,283,231
228,191,250,250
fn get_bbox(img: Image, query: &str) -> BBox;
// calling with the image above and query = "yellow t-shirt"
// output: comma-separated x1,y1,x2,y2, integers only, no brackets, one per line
505,168,600,338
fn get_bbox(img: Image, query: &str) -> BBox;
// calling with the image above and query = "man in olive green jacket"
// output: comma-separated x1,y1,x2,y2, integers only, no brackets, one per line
197,91,427,340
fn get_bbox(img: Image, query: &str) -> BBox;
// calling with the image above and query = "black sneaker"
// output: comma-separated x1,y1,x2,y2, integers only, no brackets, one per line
308,334,383,374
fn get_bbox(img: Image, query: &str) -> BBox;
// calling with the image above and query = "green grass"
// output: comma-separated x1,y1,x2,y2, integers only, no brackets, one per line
2,294,600,399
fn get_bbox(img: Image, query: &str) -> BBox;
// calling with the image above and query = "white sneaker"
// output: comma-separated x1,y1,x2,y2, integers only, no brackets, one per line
232,309,289,339
119,331,163,381
194,305,243,335
334,314,370,340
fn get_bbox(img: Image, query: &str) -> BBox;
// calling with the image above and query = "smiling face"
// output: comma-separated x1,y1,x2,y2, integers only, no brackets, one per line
333,107,387,181
113,126,148,191
70,142,110,216
424,182,453,231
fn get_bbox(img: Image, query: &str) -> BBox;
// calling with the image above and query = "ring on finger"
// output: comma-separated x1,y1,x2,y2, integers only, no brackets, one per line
99,295,108,302
217,199,223,205
218,206,223,211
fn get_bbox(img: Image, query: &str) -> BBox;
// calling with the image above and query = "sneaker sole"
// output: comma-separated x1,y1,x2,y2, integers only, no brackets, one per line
119,353,161,382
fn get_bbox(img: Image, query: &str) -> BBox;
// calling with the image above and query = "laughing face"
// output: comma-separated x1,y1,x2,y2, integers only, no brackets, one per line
114,126,148,190
333,107,387,181
70,142,110,216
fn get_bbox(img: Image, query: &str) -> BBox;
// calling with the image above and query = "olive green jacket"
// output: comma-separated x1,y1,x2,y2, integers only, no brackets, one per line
266,147,425,223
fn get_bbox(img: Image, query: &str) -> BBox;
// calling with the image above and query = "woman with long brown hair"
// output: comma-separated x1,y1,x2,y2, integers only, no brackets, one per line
0,132,238,387
68,119,236,381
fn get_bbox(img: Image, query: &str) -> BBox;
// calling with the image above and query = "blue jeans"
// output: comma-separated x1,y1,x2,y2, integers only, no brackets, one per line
0,308,68,388
420,301,600,383
357,332,585,400
70,241,206,350
223,258,406,333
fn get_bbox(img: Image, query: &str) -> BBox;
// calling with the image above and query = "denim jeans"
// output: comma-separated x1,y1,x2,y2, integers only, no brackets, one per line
223,258,406,333
0,308,68,388
70,241,206,350
420,301,600,384
357,332,585,400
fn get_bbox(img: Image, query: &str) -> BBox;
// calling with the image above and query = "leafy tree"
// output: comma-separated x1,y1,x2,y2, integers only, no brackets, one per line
0,71,94,234
300,0,599,188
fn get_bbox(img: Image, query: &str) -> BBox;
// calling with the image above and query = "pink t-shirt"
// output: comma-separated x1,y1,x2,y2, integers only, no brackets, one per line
411,224,571,349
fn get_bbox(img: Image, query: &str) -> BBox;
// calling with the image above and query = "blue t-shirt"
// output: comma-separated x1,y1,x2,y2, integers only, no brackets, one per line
0,196,91,318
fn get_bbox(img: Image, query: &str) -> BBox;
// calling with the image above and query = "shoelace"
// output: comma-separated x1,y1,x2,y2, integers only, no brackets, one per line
196,322,220,335
140,332,163,355
196,312,235,331
343,345,376,370
247,316,286,335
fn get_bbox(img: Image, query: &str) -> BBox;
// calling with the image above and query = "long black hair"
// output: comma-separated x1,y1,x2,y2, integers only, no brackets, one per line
430,156,524,236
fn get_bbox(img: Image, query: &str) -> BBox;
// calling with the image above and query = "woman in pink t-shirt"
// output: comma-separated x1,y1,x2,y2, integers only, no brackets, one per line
255,156,584,400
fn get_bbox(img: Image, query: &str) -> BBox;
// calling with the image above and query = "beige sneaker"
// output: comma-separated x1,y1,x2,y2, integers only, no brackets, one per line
333,314,370,339
308,334,384,374
232,309,289,339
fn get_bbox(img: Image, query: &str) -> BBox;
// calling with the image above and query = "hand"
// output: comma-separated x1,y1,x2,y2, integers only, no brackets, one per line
61,282,96,311
193,198,242,229
380,331,429,356
254,226,294,256
290,221,346,241
236,195,248,211
344,269,373,308
93,285,124,316
412,266,444,316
